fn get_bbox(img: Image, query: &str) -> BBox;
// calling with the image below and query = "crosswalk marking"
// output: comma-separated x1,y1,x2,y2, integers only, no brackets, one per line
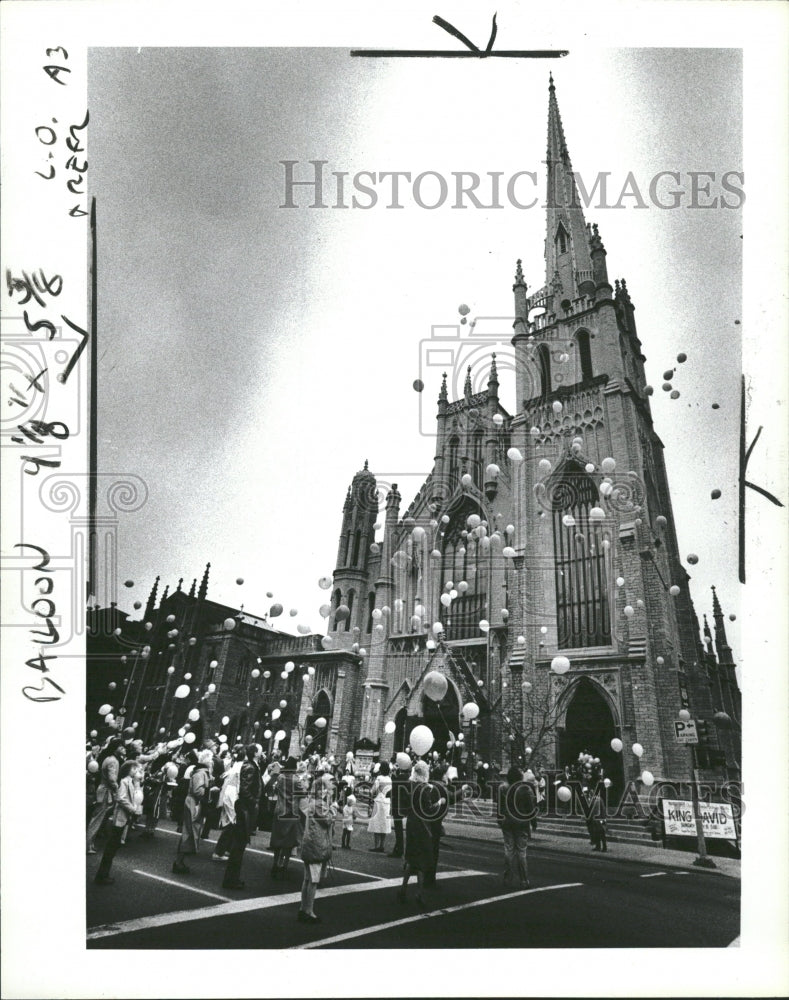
132,869,231,901
292,881,586,950
87,868,486,941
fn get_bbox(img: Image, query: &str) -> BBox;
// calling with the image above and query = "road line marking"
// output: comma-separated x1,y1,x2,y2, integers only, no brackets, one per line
87,869,485,941
292,881,585,950
155,827,385,881
132,869,231,902
640,872,668,878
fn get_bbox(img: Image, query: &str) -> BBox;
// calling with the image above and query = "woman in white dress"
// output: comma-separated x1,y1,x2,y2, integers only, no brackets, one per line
367,760,392,852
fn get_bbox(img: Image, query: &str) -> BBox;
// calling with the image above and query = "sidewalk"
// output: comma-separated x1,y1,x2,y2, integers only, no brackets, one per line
442,817,742,879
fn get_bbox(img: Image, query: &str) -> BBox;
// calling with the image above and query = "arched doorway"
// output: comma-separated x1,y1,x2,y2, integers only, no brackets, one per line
305,690,332,754
393,707,408,754
557,678,624,800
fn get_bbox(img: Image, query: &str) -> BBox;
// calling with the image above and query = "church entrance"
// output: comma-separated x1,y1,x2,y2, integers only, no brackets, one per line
400,681,460,758
557,678,624,802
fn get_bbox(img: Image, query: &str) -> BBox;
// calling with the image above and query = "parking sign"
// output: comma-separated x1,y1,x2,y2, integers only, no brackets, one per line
674,720,699,744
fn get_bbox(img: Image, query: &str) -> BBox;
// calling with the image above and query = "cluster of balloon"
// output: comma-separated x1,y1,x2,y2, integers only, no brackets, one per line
410,724,434,755
423,670,448,702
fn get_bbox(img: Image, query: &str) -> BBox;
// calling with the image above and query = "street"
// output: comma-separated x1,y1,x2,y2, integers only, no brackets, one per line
87,821,740,949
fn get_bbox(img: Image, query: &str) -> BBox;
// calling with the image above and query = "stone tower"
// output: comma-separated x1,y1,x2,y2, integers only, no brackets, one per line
507,75,724,790
330,461,380,641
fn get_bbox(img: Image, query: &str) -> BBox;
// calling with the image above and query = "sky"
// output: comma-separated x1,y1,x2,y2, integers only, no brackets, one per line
89,46,745,660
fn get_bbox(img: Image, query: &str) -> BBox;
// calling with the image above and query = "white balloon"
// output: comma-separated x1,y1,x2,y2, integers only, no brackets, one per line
590,507,605,521
601,457,616,474
409,724,434,755
184,732,196,744
557,785,572,802
610,738,623,752
271,709,281,720
632,743,644,758
678,709,691,722
551,655,571,675
461,702,480,721
384,720,396,734
98,704,112,716
315,717,327,729
641,770,655,787
174,684,190,699
188,708,200,722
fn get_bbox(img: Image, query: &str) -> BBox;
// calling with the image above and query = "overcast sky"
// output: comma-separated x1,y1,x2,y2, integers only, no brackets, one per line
89,47,745,658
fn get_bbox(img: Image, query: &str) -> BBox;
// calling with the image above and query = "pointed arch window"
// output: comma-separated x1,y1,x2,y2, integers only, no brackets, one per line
556,223,569,255
576,330,593,383
366,591,376,633
351,530,361,565
447,436,460,486
346,589,355,630
538,344,552,398
551,467,610,649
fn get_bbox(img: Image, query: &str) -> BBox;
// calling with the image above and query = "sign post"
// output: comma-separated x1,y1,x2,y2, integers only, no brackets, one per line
674,719,716,868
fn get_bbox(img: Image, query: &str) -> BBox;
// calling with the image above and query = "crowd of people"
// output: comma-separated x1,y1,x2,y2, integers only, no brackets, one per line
86,729,551,922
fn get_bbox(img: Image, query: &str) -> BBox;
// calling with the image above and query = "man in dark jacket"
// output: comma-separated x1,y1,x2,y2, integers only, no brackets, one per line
223,744,262,889
388,757,411,858
497,766,536,889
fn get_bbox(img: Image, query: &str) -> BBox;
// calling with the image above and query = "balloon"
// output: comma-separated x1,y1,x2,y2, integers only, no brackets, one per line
485,463,500,479
409,725,434,755
184,673,192,681
432,622,444,635
423,670,448,702
207,683,216,694
557,785,572,803
221,617,236,631
656,515,667,528
396,752,411,770
538,458,551,474
166,615,176,624
133,600,142,610
440,593,451,608
188,636,197,646
384,720,396,735
219,734,227,743
458,303,470,316
412,525,426,541
610,738,623,752
315,717,327,729
108,681,117,691
98,704,112,716
551,655,570,675
413,379,424,392
678,709,691,722
517,635,526,645
624,605,634,617
669,585,680,596
585,463,596,474
456,733,464,742
335,604,350,622
522,681,532,692
662,382,672,392
318,576,332,590
289,608,298,617
641,770,655,787
502,546,516,558
461,702,480,721
603,778,612,788
712,402,720,410
263,729,272,739
319,604,331,619
616,577,625,587
372,608,383,622
590,507,604,521
507,447,523,464
645,385,654,395
632,743,644,758
188,708,200,722
729,613,736,622
686,554,699,565
266,591,274,598
562,514,576,528
236,577,244,585
174,684,190,699
321,636,333,649
601,457,616,474
251,668,260,679
461,473,473,487
552,401,563,414
530,426,540,438
670,390,680,400
677,352,687,363
113,627,122,637
308,666,316,676
479,619,490,633
87,759,99,774
271,709,281,721
269,604,283,618
184,732,196,744
145,622,153,631
493,413,504,427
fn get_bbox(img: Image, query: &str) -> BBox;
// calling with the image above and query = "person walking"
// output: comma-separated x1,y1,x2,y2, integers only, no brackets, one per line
297,771,337,924
341,794,357,848
367,760,392,852
212,745,244,860
269,756,303,879
86,737,123,854
388,754,411,858
497,765,535,889
94,760,144,885
173,749,211,874
398,760,445,905
222,743,262,889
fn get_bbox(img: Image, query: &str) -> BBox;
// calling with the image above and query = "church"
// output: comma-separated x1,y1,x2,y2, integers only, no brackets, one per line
87,78,740,797
320,76,741,796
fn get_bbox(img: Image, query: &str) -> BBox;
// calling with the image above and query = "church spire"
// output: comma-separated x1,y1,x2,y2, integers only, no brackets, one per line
711,586,734,665
197,562,211,602
464,365,472,398
545,75,595,301
188,578,196,599
144,575,160,619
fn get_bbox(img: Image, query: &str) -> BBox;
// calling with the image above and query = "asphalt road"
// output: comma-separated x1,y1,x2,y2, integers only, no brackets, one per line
87,821,740,950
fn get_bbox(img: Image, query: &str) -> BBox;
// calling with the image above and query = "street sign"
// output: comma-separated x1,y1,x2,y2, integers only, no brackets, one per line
674,719,698,744
662,799,736,839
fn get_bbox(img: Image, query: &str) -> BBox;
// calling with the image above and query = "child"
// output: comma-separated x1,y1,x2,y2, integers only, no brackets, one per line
341,794,357,849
